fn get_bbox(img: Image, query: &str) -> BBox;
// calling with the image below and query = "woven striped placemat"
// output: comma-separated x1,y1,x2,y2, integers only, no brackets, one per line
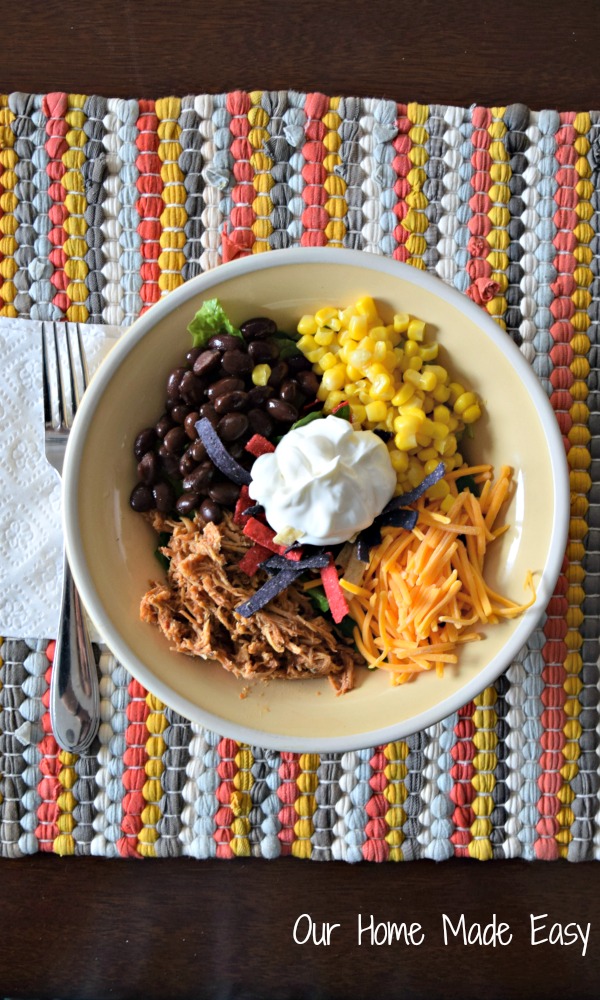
0,92,598,861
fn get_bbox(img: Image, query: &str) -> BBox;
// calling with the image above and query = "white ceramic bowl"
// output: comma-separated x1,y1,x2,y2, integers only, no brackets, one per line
63,248,569,752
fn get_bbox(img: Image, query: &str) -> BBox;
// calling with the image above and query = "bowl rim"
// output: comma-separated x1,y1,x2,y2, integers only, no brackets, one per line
63,247,570,752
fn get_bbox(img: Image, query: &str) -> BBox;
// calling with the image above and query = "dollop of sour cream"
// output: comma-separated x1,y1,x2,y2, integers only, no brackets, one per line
248,415,396,546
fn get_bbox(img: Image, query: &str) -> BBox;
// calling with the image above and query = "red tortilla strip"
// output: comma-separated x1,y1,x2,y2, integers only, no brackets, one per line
233,485,252,526
238,543,272,577
245,433,275,457
320,557,349,623
243,517,302,560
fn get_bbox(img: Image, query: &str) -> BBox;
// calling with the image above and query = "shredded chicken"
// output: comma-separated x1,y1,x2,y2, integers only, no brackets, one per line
140,512,359,692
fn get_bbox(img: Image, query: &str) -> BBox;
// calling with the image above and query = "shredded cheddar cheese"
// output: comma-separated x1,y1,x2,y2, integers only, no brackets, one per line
347,466,536,685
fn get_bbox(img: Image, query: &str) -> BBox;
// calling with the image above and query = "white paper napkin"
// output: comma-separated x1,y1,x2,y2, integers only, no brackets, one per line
0,319,122,639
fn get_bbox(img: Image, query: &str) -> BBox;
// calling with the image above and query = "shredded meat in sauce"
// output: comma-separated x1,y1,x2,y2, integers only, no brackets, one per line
140,512,359,693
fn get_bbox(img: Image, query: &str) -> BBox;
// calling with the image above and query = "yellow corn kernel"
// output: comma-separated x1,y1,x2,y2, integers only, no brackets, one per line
454,452,463,468
395,429,418,451
407,356,423,371
336,345,351,364
385,409,396,431
365,400,388,423
427,479,450,500
350,403,367,423
297,315,317,336
370,379,395,401
425,419,449,441
462,403,482,424
404,367,427,389
441,494,455,514
323,390,346,412
432,384,451,402
365,362,388,381
346,363,364,381
317,383,329,401
448,381,465,403
339,305,358,326
392,383,415,407
422,397,435,414
393,312,410,333
442,434,458,456
424,458,441,475
314,328,335,346
373,341,388,361
356,295,380,324
389,448,409,473
454,391,477,415
448,416,459,431
420,371,437,392
383,350,398,371
315,306,338,326
418,447,438,462
251,364,271,386
407,318,426,342
321,364,347,392
329,317,342,331
297,334,317,353
358,389,372,404
395,407,426,430
349,349,372,371
415,432,432,448
342,382,360,398
348,314,368,339
407,463,425,487
404,339,420,358
424,365,448,384
419,342,438,361
305,347,327,363
370,325,389,342
433,404,451,424
319,351,338,371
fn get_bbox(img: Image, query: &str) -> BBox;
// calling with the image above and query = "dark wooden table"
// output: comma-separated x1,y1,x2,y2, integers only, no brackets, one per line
1,3,599,997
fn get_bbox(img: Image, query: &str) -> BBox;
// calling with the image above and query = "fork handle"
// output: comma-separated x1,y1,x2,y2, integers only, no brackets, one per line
50,552,100,754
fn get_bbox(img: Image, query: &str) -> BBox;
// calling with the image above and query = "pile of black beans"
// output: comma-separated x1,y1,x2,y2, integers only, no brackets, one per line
129,316,321,524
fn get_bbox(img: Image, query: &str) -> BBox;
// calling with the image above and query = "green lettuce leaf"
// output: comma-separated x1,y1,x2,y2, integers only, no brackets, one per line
187,298,242,348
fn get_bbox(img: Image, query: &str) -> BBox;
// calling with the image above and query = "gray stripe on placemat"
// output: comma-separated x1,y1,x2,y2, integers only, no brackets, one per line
423,104,446,274
8,92,38,318
180,95,205,282
491,672,510,858
337,95,364,252
312,753,343,861
72,644,103,854
0,639,31,857
402,731,427,860
504,103,531,348
262,91,294,252
156,708,192,857
83,95,108,324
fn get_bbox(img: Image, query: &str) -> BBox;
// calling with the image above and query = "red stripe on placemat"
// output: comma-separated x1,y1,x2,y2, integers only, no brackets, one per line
116,678,150,858
300,92,330,248
449,702,476,857
362,745,390,862
465,106,499,309
214,737,238,859
34,640,61,850
224,91,254,261
392,103,412,263
135,100,162,313
42,92,70,318
277,752,300,855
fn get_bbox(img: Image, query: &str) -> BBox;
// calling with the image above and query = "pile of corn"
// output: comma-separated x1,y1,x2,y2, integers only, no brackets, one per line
295,296,482,510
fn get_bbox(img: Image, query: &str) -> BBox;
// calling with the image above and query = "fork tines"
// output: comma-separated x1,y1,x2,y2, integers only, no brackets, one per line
42,322,90,431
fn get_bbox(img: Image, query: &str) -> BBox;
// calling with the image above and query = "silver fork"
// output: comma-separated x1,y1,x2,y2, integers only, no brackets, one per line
42,321,100,754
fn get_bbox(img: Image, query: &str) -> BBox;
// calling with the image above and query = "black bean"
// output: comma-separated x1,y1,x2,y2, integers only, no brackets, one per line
247,385,274,406
198,402,218,427
240,316,277,341
200,498,223,524
156,414,175,439
183,463,214,492
265,399,298,423
208,333,244,352
166,367,187,400
184,411,200,439
185,346,203,367
134,427,157,460
247,408,274,437
296,370,320,398
179,450,198,477
287,353,312,373
279,378,305,408
214,390,249,414
221,349,253,376
153,481,176,513
179,370,206,405
208,481,241,507
267,361,289,389
206,376,245,400
137,451,160,485
189,439,208,462
130,483,155,512
217,412,249,441
163,426,187,454
157,445,181,476
170,404,191,425
228,441,246,461
193,348,221,378
248,340,277,364
176,493,201,516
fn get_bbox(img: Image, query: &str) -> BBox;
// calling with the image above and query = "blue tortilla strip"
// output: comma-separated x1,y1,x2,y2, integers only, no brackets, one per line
242,503,264,518
356,523,382,563
377,508,419,531
234,565,303,618
195,417,252,486
382,461,446,513
261,552,330,574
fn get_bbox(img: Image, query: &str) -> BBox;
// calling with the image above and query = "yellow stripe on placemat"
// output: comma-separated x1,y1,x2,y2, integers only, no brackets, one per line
156,97,187,294
402,102,429,271
468,687,498,861
0,95,18,318
63,94,90,324
138,691,168,858
485,107,511,327
248,90,273,254
322,97,347,248
230,745,255,857
292,753,320,859
53,750,77,856
383,740,409,861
